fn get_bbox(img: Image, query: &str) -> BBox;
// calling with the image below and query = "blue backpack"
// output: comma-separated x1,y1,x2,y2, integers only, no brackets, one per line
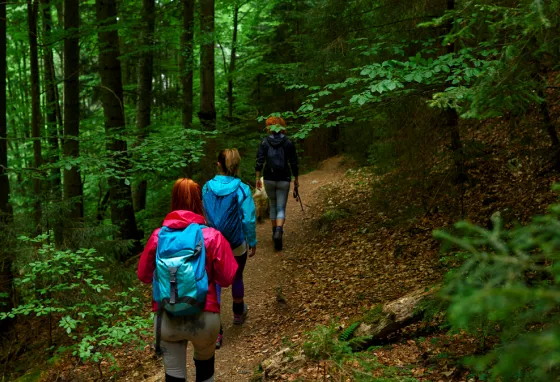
203,187,245,249
153,223,208,354
153,224,208,316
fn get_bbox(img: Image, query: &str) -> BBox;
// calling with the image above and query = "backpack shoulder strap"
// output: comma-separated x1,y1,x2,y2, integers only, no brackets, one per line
238,183,247,199
262,138,271,153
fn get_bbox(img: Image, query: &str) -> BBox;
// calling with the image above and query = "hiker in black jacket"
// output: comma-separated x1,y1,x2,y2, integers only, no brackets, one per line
255,116,299,251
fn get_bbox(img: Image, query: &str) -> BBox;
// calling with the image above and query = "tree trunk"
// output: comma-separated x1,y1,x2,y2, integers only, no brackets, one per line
20,41,31,140
227,3,239,121
535,88,560,173
445,0,465,186
42,0,63,246
1,2,10,217
28,0,43,234
350,287,438,350
199,0,216,130
180,0,194,130
63,0,83,234
179,0,194,177
199,0,216,181
538,89,559,147
0,0,14,335
96,0,141,259
134,0,155,212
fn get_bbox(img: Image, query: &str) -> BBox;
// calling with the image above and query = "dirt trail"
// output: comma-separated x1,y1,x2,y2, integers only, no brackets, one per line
140,157,347,382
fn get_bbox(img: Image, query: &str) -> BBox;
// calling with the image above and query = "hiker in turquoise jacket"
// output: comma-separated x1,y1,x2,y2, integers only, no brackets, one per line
202,149,257,349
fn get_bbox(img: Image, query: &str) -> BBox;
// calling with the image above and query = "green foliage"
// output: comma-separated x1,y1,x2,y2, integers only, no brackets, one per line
338,321,361,342
0,236,151,369
260,0,559,145
303,322,419,381
304,323,353,361
320,207,350,222
435,191,560,381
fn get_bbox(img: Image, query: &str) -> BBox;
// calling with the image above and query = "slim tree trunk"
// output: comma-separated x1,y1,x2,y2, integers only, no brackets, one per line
180,0,194,130
1,3,10,217
179,0,194,177
20,41,31,140
28,0,43,234
199,0,216,181
199,0,216,131
537,89,559,147
42,0,63,246
63,0,83,232
536,87,560,172
96,0,141,259
134,0,155,212
0,0,14,335
227,3,239,121
445,0,465,185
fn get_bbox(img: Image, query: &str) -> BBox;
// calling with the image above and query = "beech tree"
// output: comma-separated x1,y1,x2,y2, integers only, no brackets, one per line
28,0,41,232
0,0,13,335
41,0,63,245
63,0,83,232
134,0,155,211
180,0,195,130
199,0,215,180
96,0,141,257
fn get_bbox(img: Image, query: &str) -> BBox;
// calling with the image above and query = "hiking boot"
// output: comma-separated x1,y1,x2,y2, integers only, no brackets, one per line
215,333,223,349
273,227,283,251
233,303,248,325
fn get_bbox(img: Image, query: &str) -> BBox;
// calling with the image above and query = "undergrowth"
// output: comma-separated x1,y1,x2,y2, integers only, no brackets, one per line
0,235,151,381
301,322,420,382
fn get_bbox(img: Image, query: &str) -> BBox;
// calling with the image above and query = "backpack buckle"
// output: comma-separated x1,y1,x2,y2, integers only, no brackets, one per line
169,267,178,305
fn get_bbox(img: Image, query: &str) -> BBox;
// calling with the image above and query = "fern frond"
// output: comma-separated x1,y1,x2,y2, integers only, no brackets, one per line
339,322,360,342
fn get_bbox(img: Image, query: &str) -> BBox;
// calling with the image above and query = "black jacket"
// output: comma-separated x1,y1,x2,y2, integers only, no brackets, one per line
255,134,299,182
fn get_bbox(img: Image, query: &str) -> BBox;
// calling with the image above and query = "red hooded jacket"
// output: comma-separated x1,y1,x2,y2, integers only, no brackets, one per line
137,210,238,313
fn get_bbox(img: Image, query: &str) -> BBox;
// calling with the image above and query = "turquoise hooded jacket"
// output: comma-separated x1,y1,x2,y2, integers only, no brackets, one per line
202,175,257,249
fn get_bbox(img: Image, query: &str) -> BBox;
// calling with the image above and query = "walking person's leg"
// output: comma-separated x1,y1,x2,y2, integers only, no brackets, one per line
231,252,248,324
158,313,188,382
274,181,291,227
190,312,221,382
273,181,291,250
264,180,278,238
215,284,223,349
160,340,188,382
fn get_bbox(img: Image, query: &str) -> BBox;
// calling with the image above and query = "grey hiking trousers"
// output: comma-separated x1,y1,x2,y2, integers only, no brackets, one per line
155,311,220,381
264,180,291,220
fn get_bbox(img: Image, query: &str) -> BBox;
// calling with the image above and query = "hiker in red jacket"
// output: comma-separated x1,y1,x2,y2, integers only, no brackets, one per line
138,178,238,382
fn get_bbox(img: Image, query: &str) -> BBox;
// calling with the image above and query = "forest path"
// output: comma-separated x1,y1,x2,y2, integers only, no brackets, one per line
139,157,348,382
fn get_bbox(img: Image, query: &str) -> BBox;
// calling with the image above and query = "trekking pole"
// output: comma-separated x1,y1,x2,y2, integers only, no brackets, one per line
293,185,304,211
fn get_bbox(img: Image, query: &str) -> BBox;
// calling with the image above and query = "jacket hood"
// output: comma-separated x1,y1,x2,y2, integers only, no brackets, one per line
206,175,242,196
266,134,287,148
162,210,206,229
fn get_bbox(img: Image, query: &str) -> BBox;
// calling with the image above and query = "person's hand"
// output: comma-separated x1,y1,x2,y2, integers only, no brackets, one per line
256,178,262,190
249,246,257,257
294,178,299,188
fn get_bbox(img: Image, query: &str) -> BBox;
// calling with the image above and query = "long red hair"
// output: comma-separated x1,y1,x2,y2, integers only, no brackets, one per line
171,178,204,215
